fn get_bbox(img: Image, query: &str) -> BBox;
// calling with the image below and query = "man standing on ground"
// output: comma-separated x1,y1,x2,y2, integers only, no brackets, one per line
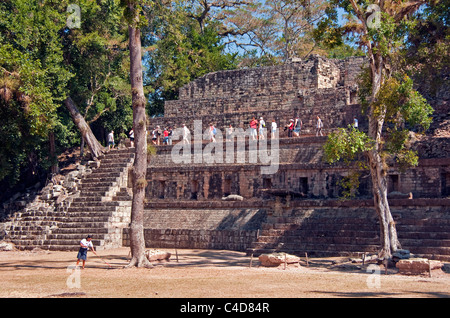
76,235,95,269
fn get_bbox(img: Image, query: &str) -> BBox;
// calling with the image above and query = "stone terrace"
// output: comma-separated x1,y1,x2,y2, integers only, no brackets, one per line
2,55,449,262
140,54,450,261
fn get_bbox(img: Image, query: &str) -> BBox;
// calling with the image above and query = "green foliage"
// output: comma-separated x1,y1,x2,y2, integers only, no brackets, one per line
325,72,433,196
0,0,132,189
62,0,132,145
324,125,373,165
313,1,345,49
403,0,450,96
0,44,58,136
338,171,361,199
375,74,433,169
121,0,153,29
319,0,435,201
0,0,72,187
326,43,365,59
324,125,373,199
144,3,239,116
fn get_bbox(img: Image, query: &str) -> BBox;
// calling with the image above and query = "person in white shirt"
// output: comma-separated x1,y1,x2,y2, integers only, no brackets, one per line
107,130,114,150
226,124,234,141
353,117,358,129
182,124,190,144
129,129,134,147
316,116,323,136
76,235,95,269
259,117,266,139
271,119,277,139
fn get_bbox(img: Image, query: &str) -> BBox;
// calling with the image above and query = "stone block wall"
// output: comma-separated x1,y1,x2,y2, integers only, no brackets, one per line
176,55,365,102
157,55,366,136
130,54,450,259
123,207,267,251
122,199,450,260
149,56,366,136
144,136,448,202
123,228,259,251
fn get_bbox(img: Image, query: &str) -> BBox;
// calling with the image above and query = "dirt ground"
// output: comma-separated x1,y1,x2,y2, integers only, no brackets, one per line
0,247,449,299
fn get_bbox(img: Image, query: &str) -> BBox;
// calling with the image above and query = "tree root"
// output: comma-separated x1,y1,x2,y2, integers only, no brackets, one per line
125,255,154,269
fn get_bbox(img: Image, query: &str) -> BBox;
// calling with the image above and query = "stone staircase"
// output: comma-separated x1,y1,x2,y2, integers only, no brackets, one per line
6,148,134,251
247,206,380,257
247,201,450,262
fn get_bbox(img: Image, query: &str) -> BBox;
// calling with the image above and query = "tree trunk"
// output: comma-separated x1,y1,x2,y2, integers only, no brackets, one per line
64,96,106,158
367,60,401,260
80,137,85,157
126,5,152,268
367,148,401,260
49,131,58,174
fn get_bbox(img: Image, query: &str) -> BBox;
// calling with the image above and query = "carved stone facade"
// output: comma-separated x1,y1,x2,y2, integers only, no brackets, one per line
151,55,365,136
147,55,449,201
4,56,448,258
139,55,450,260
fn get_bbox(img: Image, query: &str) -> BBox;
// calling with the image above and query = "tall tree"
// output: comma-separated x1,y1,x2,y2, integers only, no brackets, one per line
64,96,105,158
0,0,72,190
123,0,153,268
265,0,327,62
318,0,434,260
62,0,132,156
144,0,241,116
219,0,328,66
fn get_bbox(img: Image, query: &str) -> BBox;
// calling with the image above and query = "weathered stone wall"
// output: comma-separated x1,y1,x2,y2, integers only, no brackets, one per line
132,54,450,260
154,55,367,135
123,207,266,251
176,55,364,102
144,137,449,201
122,199,450,260
123,228,259,251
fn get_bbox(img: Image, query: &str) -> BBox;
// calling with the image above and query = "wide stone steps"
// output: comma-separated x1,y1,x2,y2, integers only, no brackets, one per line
80,182,117,189
7,148,134,251
247,210,450,261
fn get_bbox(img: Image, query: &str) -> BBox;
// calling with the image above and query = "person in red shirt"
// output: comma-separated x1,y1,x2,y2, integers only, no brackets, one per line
163,128,169,144
288,119,294,137
250,117,258,140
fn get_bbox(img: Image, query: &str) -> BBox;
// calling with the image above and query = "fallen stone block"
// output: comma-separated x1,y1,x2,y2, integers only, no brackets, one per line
145,249,171,262
221,194,244,201
396,258,443,275
259,252,300,267
392,249,410,260
387,191,413,199
0,241,15,251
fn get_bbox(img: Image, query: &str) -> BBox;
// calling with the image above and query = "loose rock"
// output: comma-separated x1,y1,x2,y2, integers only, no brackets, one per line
145,249,171,262
0,241,15,251
259,252,300,267
396,258,443,275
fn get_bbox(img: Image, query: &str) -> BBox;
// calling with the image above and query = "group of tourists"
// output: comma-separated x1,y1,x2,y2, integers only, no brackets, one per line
129,115,359,147
150,126,174,146
249,115,326,139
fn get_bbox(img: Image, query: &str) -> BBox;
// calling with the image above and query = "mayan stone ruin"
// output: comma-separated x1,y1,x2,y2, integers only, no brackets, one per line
2,55,450,262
